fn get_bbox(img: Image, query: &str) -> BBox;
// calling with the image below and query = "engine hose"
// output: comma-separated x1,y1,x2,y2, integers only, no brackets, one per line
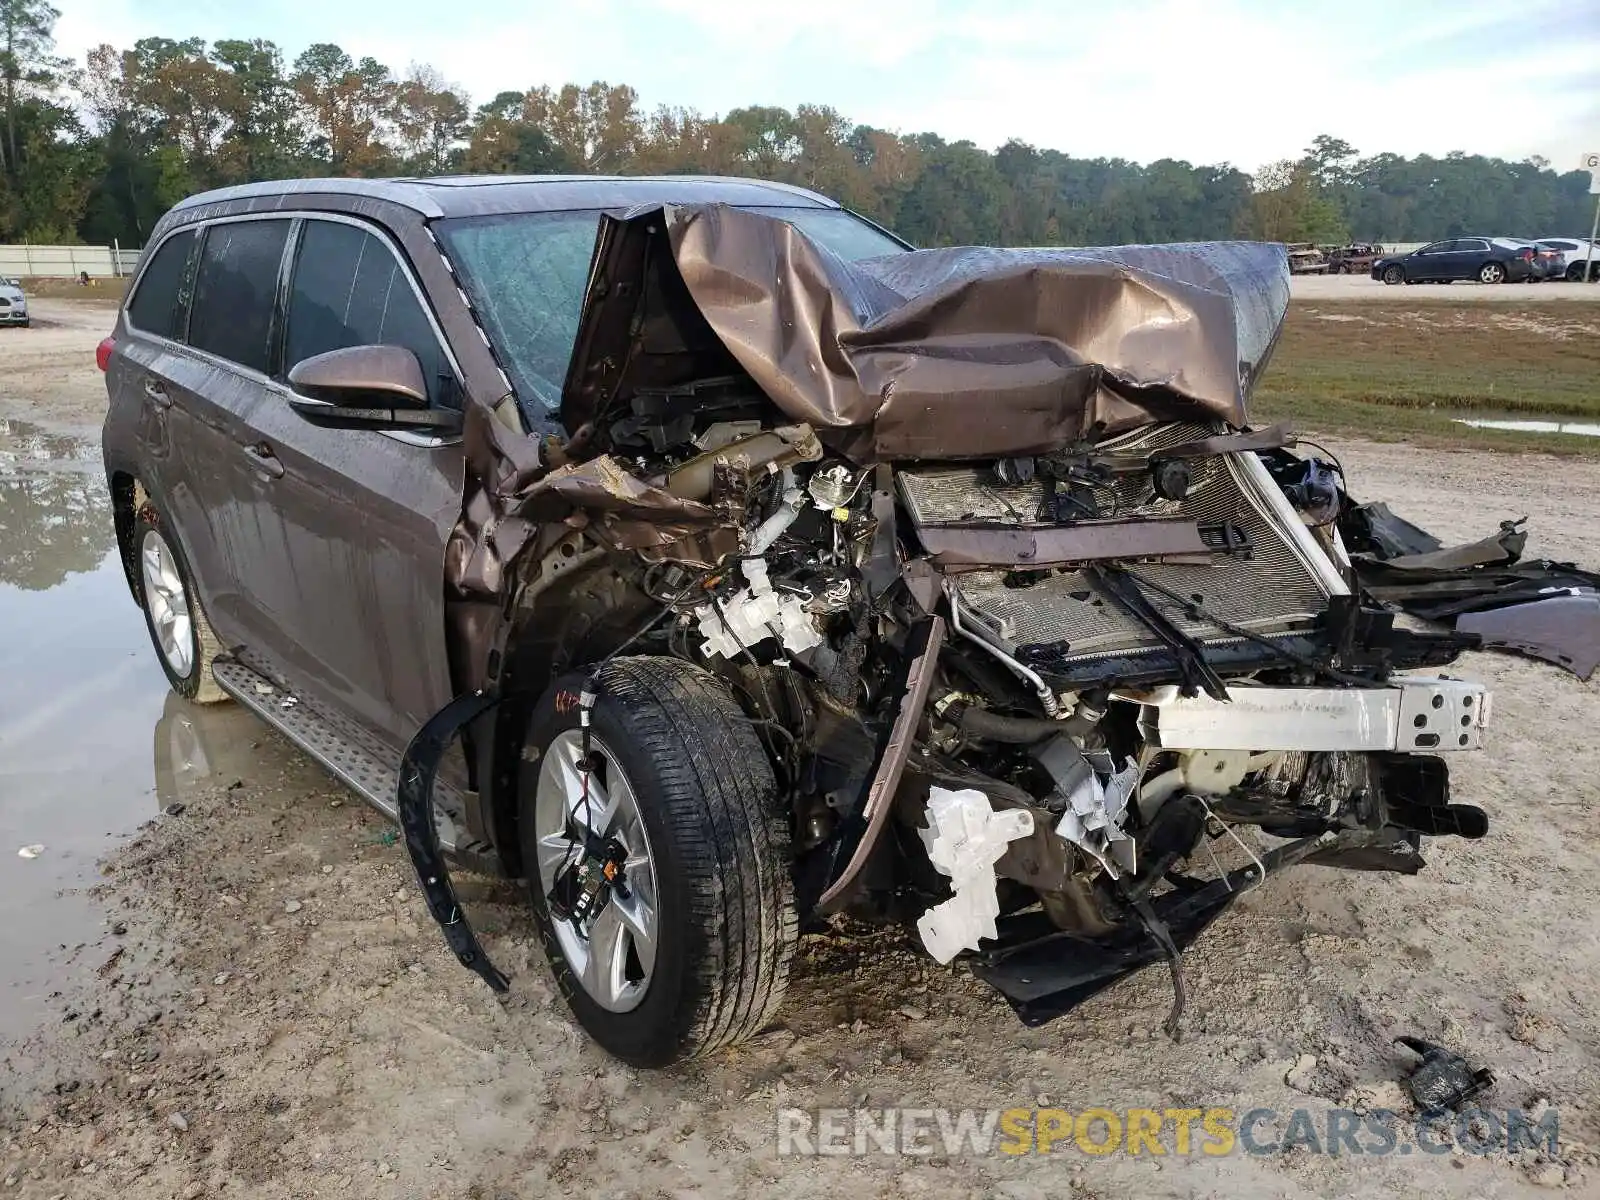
953,703,1104,745
944,580,1061,717
956,706,1066,744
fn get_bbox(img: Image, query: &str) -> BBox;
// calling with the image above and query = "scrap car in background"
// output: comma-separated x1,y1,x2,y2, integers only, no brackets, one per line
1284,242,1329,274
101,175,1503,1067
1323,243,1384,274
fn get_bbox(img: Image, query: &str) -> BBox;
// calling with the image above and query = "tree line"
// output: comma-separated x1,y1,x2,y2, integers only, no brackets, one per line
2,0,1594,251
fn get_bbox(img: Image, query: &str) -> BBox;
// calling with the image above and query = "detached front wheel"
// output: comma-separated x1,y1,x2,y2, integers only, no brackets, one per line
520,658,796,1066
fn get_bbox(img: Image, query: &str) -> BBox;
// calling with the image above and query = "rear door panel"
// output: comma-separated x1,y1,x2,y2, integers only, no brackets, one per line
165,218,296,654
1453,239,1487,279
108,224,267,650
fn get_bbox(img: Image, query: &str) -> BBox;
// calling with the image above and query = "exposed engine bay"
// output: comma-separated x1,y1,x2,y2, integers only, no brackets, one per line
420,400,1492,1031
405,206,1499,1034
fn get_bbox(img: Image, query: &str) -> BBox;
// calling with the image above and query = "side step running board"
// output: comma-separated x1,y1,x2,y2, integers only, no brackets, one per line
212,658,490,862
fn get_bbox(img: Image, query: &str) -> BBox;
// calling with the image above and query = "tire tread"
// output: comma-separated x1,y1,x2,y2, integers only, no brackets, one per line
528,657,796,1063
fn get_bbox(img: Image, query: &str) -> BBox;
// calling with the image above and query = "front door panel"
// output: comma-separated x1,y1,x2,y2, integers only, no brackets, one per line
230,402,463,753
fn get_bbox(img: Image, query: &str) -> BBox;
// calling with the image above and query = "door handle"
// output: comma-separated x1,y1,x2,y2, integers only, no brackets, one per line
143,378,172,409
241,441,285,479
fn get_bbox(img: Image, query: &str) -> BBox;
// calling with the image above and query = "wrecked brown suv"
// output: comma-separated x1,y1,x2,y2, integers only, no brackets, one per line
103,174,1494,1067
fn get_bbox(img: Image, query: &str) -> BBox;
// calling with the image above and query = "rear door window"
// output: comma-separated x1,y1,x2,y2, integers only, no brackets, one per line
127,229,198,341
284,220,455,406
187,219,291,374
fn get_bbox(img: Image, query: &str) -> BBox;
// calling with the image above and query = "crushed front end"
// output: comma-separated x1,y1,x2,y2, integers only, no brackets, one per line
424,205,1495,1034
643,418,1488,1031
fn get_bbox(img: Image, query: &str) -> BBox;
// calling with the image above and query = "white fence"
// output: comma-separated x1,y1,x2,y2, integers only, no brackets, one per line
0,243,142,278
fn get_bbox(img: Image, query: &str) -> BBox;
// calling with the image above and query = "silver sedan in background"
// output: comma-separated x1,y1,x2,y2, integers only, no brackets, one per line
0,277,29,327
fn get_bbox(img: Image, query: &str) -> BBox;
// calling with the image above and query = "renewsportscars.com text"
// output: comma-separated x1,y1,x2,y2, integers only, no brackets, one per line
776,1106,1561,1158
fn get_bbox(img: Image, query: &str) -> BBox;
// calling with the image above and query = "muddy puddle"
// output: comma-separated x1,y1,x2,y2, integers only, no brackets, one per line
1451,414,1600,437
0,418,267,1043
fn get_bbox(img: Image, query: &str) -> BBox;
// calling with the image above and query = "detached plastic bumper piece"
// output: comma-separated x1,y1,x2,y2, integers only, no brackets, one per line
398,689,509,993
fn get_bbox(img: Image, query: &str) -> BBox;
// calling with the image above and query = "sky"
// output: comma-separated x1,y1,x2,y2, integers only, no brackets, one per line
52,0,1600,172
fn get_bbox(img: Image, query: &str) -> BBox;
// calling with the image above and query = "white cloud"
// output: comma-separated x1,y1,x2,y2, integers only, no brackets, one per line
45,0,1599,167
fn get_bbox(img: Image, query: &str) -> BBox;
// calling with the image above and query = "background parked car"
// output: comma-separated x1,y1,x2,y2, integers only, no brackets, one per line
0,276,28,327
1501,238,1562,280
1536,237,1600,281
1371,237,1537,285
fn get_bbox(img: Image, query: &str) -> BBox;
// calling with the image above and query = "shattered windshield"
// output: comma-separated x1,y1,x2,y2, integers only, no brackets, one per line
435,206,907,421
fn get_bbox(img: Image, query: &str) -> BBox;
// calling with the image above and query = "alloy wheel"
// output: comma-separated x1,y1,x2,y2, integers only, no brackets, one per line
140,527,194,677
533,730,659,1013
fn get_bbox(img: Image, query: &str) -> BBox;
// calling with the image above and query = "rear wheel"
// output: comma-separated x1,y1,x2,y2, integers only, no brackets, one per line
1478,262,1506,284
134,502,225,703
519,657,796,1066
1382,265,1404,285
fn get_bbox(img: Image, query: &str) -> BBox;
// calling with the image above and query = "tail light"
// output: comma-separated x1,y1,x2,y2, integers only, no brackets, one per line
1521,249,1535,262
96,336,115,372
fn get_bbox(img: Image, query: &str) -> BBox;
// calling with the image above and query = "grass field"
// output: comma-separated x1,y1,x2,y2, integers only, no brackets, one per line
13,283,1597,454
19,275,129,302
1256,301,1600,454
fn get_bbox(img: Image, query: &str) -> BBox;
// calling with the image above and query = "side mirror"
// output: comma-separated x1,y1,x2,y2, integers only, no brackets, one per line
287,345,462,434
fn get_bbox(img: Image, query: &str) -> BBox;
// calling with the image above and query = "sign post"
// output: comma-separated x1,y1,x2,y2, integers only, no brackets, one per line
1584,152,1600,284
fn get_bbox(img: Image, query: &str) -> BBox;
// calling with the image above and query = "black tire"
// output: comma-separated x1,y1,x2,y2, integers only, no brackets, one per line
1382,265,1404,285
133,500,225,703
519,657,796,1066
1478,261,1506,284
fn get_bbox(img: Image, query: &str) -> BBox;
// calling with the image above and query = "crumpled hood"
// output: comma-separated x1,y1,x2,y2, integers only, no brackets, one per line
447,207,1293,656
560,204,1290,462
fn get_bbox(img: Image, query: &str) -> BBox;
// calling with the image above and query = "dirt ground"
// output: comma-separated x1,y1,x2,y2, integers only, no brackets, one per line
1289,274,1600,302
1,300,1597,1199
0,300,119,428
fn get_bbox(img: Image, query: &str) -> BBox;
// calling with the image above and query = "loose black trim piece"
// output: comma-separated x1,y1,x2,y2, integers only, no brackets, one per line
1085,563,1229,700
973,833,1327,1027
398,688,510,993
1397,1037,1495,1111
1127,566,1387,689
